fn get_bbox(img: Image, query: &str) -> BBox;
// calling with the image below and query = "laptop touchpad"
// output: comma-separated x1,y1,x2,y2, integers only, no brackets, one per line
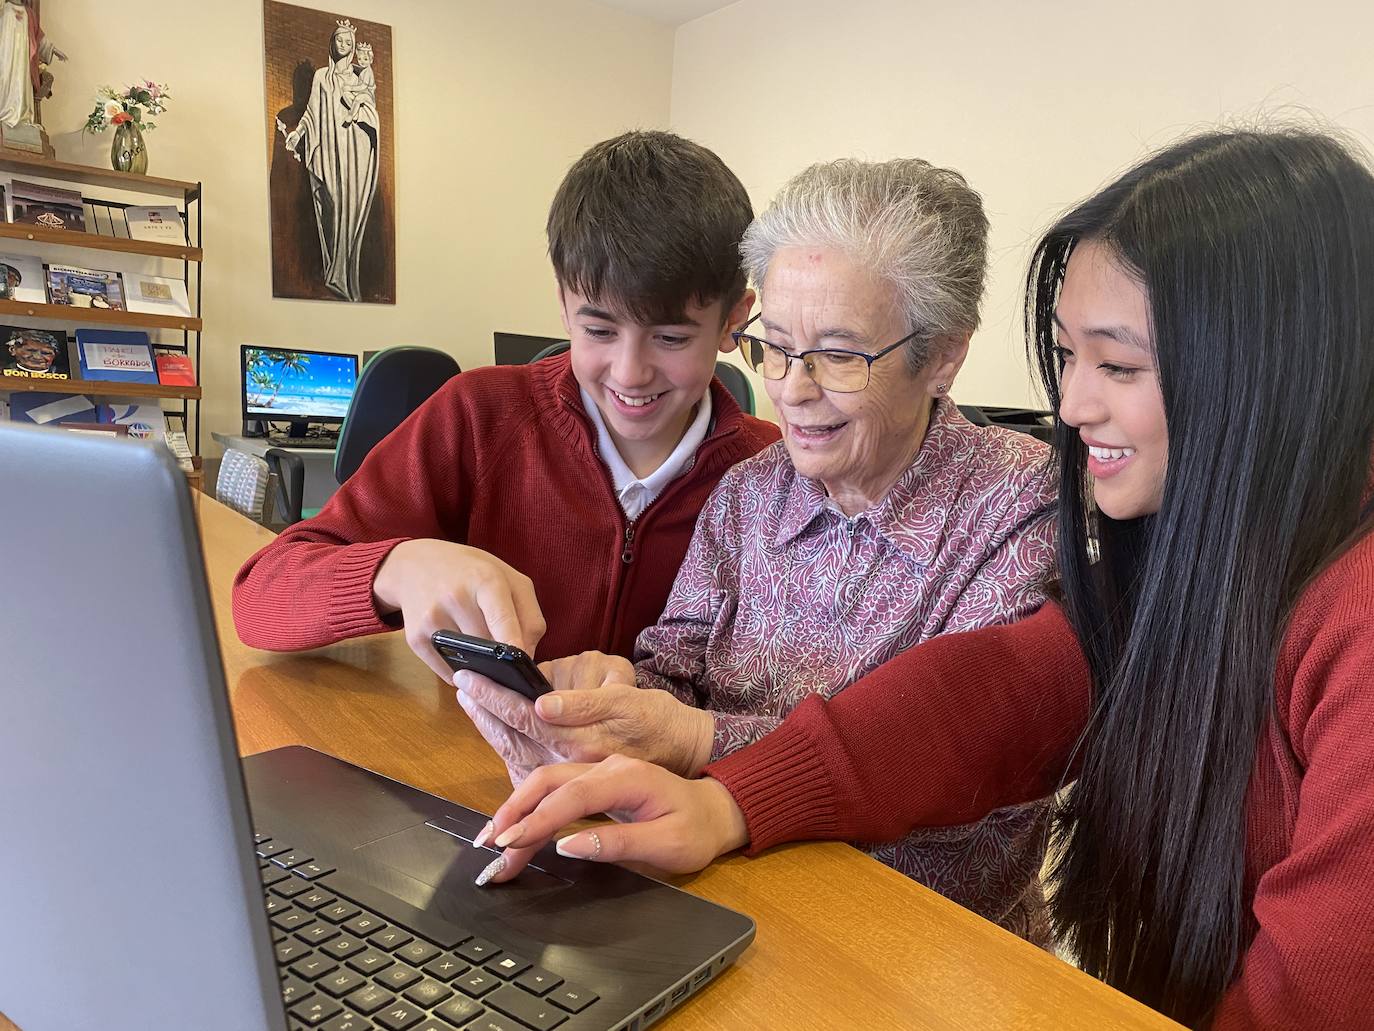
354,820,570,900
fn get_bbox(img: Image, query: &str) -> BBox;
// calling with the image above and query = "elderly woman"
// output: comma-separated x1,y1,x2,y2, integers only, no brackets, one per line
458,157,1057,941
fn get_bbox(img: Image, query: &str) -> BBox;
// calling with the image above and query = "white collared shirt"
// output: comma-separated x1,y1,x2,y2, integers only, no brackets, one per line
579,386,713,520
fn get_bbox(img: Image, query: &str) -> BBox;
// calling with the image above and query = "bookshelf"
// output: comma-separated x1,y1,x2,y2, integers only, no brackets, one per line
0,153,204,452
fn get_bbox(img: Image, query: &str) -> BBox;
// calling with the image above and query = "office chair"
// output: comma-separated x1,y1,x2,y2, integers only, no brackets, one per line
958,404,993,426
216,449,270,522
530,339,571,363
714,362,756,415
264,448,306,526
333,346,461,485
493,331,567,365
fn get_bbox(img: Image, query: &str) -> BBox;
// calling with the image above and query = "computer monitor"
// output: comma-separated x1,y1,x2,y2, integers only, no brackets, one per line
240,345,359,437
493,330,567,365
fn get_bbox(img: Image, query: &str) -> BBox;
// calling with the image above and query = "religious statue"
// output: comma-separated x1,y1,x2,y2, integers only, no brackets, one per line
0,0,66,155
275,18,380,303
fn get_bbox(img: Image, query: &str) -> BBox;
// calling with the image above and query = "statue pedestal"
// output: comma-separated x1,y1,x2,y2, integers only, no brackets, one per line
0,123,56,160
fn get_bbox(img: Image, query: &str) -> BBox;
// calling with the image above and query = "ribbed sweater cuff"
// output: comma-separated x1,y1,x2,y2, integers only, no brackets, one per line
706,715,842,856
328,538,409,639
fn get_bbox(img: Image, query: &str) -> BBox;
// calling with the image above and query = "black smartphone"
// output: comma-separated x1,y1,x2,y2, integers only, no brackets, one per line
431,630,552,701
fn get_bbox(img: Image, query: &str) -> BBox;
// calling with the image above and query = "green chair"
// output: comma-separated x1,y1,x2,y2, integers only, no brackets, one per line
713,361,755,415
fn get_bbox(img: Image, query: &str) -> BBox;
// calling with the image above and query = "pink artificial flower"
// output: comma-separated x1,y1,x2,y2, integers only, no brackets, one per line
111,112,131,125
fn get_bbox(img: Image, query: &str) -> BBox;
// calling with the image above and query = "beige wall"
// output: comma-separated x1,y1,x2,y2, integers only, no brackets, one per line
35,0,673,453
670,0,1374,418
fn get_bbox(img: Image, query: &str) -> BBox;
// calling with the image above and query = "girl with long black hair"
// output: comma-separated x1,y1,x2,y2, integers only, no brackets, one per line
475,128,1374,1029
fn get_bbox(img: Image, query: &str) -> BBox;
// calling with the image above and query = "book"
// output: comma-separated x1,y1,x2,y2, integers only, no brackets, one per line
0,183,6,222
1,325,71,380
74,329,157,383
10,179,85,231
0,253,47,303
9,392,96,425
124,205,185,244
124,273,192,318
155,352,196,386
46,264,125,310
98,399,167,443
57,420,128,436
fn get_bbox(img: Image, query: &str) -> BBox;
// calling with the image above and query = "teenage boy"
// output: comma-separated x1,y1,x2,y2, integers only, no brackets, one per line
232,131,779,680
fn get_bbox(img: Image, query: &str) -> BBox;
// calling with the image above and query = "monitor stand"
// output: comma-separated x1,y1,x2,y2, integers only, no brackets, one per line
286,419,311,438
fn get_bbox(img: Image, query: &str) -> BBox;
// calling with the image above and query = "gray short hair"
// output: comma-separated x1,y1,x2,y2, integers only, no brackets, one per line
740,158,989,372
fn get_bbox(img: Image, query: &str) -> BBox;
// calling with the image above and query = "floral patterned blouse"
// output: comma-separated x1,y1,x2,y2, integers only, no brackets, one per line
635,397,1059,942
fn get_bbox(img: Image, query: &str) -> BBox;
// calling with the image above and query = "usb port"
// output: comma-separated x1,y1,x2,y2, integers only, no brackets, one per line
644,997,667,1022
671,982,690,1003
691,968,711,989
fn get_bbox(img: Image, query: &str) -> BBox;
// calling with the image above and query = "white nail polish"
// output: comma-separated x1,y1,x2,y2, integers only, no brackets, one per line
493,825,520,849
555,834,580,858
474,855,506,887
472,821,494,849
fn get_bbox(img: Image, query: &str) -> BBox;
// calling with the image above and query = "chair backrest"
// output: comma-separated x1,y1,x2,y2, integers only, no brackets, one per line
493,331,567,365
215,448,269,521
333,346,460,484
714,361,755,415
957,404,993,426
530,339,570,363
263,448,305,526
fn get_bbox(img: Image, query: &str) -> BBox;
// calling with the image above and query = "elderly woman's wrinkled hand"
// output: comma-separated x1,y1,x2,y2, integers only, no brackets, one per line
456,671,715,779
470,756,750,886
537,650,635,693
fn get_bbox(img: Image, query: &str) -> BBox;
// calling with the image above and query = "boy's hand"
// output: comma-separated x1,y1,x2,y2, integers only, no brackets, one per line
373,539,547,680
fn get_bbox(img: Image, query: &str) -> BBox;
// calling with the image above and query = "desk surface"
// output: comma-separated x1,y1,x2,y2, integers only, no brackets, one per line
1,496,1182,1031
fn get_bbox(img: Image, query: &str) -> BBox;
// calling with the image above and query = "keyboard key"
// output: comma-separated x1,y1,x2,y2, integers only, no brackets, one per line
291,954,339,982
319,968,368,998
273,852,314,869
281,974,315,1006
343,983,396,1015
483,954,530,980
433,996,486,1027
295,861,336,879
548,983,598,1014
296,922,342,946
297,889,338,911
346,949,394,975
276,939,311,965
290,995,343,1026
369,928,413,952
454,938,500,964
375,963,423,992
422,954,468,982
321,902,362,924
402,978,453,1008
323,935,369,960
344,912,385,936
255,832,273,845
262,865,293,887
456,970,499,998
376,1002,425,1030
487,985,567,1030
396,939,440,966
257,840,292,858
514,967,563,996
466,1016,527,1031
273,910,315,932
266,896,291,916
273,877,315,899
321,1010,371,1031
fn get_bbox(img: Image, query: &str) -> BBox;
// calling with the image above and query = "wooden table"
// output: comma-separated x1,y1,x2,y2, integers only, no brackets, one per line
2,496,1182,1031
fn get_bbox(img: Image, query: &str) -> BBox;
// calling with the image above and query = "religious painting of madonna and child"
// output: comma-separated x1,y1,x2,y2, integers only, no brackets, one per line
263,2,395,304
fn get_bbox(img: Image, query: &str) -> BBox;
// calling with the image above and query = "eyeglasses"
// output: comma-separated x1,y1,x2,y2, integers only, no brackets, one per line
731,313,920,393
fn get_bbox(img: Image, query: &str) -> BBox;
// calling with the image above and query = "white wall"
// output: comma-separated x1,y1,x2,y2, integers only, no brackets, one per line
670,0,1374,416
35,0,673,453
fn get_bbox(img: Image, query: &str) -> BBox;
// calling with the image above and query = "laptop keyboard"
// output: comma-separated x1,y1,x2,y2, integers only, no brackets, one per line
256,832,600,1030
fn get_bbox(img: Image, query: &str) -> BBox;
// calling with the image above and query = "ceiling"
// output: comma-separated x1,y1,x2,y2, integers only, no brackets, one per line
590,0,739,27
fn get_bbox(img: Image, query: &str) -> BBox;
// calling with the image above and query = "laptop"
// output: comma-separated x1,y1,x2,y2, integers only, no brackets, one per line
0,424,754,1031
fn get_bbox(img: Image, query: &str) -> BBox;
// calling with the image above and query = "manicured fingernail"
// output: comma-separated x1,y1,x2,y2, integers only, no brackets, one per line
474,855,506,886
472,821,494,849
556,833,594,859
493,824,522,848
536,695,562,718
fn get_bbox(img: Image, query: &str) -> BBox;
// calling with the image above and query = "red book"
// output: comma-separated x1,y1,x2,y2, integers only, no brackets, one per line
155,353,196,386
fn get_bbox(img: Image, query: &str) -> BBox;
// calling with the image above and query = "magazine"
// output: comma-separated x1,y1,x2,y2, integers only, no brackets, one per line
0,253,46,303
9,392,95,425
124,273,192,318
74,329,157,383
154,353,196,386
124,205,185,244
10,179,85,231
1,325,72,380
99,399,167,443
46,264,126,310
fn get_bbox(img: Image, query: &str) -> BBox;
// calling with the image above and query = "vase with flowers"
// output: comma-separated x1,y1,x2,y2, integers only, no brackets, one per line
81,81,171,174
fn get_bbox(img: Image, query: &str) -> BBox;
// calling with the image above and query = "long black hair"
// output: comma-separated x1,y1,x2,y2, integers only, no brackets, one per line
1026,129,1374,1025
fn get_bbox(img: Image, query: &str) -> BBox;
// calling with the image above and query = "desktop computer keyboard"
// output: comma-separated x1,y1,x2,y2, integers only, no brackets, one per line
257,831,599,1030
267,435,338,449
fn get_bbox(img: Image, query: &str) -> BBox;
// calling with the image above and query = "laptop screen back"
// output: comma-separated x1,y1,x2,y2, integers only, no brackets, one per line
0,424,285,1031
